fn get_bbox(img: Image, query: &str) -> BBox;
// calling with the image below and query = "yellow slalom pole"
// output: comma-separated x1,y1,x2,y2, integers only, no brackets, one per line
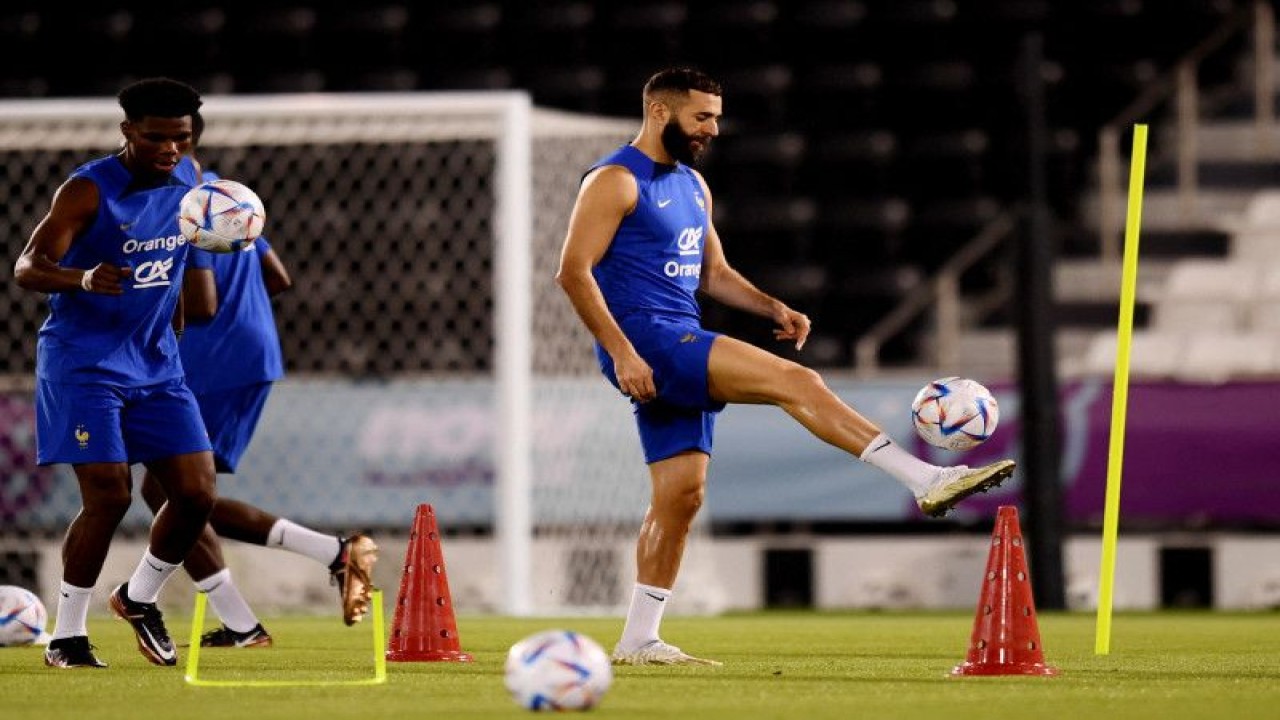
1095,123,1147,655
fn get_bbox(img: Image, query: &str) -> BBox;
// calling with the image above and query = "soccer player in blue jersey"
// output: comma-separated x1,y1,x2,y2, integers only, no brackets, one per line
13,78,216,668
556,67,1017,666
136,144,378,648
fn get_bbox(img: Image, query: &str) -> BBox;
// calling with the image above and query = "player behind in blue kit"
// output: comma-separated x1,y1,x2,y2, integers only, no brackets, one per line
137,129,377,647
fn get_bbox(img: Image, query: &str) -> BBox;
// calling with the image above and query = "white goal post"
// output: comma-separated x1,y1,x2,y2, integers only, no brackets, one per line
0,91,726,618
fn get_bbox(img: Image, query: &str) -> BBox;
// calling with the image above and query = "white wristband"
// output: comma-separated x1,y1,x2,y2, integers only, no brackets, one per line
80,271,92,292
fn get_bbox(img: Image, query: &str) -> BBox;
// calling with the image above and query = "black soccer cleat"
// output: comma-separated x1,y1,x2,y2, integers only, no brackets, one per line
44,635,108,668
200,623,273,648
108,583,177,666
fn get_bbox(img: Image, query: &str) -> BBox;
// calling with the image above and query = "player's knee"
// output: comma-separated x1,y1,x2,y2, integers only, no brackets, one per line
663,482,704,519
779,363,827,398
87,487,132,522
168,477,217,518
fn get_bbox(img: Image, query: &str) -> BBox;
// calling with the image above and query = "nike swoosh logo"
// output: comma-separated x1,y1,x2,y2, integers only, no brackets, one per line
645,592,666,602
657,199,673,208
138,623,176,662
60,592,69,598
870,439,891,454
146,560,164,572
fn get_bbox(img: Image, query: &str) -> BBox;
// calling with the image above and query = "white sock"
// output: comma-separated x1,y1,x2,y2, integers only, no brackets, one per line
859,433,941,496
266,519,341,566
618,583,671,653
50,581,93,640
195,568,260,633
127,549,181,603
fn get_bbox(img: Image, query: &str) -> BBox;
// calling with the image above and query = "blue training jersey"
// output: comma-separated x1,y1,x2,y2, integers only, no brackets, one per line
179,170,284,394
589,144,709,323
36,155,195,387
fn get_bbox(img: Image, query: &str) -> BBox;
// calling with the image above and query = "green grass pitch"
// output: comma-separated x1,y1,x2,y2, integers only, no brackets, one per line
2,610,1279,719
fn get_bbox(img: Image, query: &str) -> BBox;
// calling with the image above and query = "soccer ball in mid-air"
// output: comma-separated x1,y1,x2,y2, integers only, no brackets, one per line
178,178,266,253
910,376,1000,451
504,629,613,711
0,585,47,647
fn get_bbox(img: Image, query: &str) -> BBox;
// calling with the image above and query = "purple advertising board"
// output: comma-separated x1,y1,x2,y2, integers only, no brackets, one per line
2,378,1278,529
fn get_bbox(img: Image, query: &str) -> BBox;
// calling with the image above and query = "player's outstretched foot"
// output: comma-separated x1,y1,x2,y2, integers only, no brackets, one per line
917,459,1016,518
200,623,273,648
44,635,107,668
329,533,379,625
611,640,722,667
108,583,177,666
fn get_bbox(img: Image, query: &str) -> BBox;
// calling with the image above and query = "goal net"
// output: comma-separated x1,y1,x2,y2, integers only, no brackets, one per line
0,91,725,617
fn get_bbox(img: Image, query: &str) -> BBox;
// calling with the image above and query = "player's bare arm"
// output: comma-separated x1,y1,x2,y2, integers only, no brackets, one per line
183,267,217,321
260,246,293,297
693,172,810,350
556,164,658,402
14,177,131,295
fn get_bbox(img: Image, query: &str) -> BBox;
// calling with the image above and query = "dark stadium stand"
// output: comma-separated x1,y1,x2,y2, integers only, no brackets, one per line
0,0,1260,367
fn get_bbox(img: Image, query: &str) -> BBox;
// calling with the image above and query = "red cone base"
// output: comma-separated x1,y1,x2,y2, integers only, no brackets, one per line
952,506,1059,676
385,504,473,662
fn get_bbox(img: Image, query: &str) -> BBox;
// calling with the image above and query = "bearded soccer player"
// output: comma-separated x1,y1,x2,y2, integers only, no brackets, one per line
555,66,1016,666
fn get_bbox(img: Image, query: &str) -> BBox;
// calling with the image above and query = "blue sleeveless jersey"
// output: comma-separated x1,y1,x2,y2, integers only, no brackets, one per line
180,218,285,393
589,145,709,322
36,155,195,387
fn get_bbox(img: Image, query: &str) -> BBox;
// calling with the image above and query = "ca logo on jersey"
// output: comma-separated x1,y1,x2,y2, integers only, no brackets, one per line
665,226,704,279
133,258,174,289
676,226,703,256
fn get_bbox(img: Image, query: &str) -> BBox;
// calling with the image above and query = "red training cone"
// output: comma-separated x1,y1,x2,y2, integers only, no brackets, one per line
385,503,473,662
951,505,1059,676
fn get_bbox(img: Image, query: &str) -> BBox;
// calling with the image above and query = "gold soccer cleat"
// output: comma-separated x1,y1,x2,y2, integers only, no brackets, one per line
329,533,379,625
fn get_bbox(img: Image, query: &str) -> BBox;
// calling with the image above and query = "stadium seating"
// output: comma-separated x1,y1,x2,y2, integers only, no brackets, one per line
1176,332,1279,383
1150,259,1261,333
1079,330,1187,380
0,0,1255,372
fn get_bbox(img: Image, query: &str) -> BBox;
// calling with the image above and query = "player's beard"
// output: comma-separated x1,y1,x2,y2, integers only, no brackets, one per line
662,119,711,167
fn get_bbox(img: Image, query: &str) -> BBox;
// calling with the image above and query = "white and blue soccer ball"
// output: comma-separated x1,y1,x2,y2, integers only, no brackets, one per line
0,585,47,647
910,376,1000,451
178,178,266,253
504,629,613,712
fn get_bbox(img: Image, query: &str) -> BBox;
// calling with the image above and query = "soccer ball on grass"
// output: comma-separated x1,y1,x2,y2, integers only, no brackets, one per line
910,376,1000,451
504,629,613,711
0,585,47,647
178,178,266,253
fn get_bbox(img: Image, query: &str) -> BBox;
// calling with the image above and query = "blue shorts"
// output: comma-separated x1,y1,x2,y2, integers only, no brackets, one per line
196,382,273,473
36,377,212,466
596,315,725,464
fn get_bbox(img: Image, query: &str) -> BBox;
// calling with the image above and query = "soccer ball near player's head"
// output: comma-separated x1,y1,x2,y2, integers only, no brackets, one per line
179,179,266,254
643,66,723,166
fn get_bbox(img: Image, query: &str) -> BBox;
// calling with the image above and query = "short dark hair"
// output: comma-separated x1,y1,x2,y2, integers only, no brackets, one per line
642,67,722,104
191,111,205,145
117,77,203,121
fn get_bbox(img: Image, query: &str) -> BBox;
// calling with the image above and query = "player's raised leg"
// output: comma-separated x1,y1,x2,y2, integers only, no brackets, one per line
706,335,1014,517
205,497,379,625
